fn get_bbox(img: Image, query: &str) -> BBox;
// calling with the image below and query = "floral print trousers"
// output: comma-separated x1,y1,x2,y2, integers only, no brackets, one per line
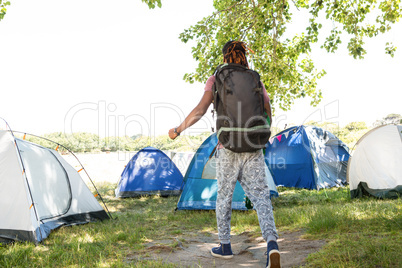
216,148,278,243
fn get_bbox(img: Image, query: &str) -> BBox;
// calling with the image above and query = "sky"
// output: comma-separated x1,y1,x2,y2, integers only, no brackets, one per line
0,0,401,139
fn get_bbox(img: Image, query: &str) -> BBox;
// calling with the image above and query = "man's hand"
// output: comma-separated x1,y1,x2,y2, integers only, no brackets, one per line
168,128,179,140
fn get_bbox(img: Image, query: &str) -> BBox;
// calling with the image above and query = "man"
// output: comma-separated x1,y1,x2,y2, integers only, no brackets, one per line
169,41,280,268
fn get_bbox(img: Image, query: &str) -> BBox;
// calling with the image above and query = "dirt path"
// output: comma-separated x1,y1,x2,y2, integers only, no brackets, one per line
135,230,325,267
62,153,326,267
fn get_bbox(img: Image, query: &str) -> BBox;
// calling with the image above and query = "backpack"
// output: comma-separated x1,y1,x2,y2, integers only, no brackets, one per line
212,63,271,152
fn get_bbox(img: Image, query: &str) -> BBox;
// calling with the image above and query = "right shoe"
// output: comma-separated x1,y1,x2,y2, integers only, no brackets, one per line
266,240,281,268
211,243,234,259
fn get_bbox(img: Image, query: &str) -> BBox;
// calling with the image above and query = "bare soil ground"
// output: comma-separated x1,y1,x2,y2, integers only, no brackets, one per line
134,230,325,268
63,153,326,267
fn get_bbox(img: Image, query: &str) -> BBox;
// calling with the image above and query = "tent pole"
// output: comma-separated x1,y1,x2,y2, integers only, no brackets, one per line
1,118,45,243
11,131,114,220
13,138,44,243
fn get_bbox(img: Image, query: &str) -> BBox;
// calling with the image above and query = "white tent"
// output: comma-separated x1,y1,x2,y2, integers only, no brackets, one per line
0,130,109,244
347,124,402,198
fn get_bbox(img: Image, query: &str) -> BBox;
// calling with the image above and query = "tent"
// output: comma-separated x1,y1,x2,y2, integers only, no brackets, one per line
347,124,402,199
176,133,278,210
115,147,184,197
0,130,109,244
265,125,350,190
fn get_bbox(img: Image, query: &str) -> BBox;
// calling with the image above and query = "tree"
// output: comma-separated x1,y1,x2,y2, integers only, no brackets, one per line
0,1,10,22
344,121,368,132
306,120,341,134
338,121,371,150
178,0,401,112
374,113,402,126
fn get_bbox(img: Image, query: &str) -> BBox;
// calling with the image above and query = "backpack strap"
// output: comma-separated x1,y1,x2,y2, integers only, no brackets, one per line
216,125,271,140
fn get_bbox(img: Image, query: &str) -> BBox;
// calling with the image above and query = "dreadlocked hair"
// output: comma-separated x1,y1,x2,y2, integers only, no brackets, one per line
222,40,249,68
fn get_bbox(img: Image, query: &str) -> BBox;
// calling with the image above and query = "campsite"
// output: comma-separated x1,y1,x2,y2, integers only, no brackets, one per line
1,123,401,267
1,1,402,267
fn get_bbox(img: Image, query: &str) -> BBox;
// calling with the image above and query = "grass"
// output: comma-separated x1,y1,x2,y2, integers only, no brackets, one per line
1,183,401,267
272,187,402,267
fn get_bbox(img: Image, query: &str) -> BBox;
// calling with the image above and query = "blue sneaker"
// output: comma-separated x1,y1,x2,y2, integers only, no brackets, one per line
211,243,234,259
266,240,280,268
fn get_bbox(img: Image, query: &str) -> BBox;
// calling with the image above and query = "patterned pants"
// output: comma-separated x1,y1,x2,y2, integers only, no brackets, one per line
216,148,278,243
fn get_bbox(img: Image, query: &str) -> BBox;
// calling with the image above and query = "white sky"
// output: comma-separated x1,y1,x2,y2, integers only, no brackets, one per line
0,0,401,138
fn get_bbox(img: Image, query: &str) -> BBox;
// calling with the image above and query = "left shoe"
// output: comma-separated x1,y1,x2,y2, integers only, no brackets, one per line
266,240,280,268
211,243,234,259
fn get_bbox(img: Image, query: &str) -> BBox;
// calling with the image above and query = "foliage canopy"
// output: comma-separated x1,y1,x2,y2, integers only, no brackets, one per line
0,0,10,21
177,0,401,112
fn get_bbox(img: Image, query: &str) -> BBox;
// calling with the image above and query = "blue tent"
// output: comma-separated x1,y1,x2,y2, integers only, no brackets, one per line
115,147,184,197
177,133,278,210
265,125,350,190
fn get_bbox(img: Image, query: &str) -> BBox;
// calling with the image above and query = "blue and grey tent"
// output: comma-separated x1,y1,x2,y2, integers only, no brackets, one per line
265,125,350,190
0,130,109,244
176,133,278,210
115,147,184,197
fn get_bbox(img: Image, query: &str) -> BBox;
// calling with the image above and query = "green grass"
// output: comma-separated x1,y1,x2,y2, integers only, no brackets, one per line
1,184,401,267
272,187,402,267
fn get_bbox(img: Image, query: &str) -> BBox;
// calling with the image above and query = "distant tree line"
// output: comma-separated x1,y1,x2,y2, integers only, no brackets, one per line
307,121,370,150
20,132,211,153
19,114,400,153
306,114,401,150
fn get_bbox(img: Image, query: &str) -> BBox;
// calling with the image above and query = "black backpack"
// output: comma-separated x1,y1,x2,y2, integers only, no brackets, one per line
212,63,271,152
